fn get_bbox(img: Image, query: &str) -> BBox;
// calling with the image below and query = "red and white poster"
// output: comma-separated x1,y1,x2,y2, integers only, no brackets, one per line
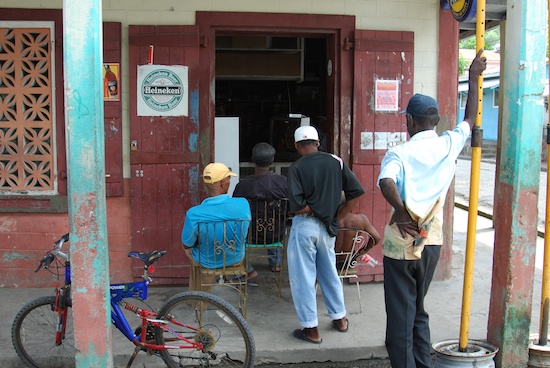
375,79,399,112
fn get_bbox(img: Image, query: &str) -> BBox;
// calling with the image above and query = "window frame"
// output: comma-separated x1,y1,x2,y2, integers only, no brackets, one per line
0,10,124,211
0,21,59,196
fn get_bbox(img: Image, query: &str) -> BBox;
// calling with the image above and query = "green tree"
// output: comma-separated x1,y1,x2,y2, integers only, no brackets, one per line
459,37,476,50
458,53,469,76
459,28,500,51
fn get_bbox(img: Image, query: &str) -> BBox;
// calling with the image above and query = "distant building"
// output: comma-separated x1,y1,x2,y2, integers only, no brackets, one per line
457,71,501,141
457,49,548,143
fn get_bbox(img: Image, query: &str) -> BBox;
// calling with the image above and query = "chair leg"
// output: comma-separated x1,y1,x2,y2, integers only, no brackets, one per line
277,247,284,302
242,273,248,318
355,278,362,313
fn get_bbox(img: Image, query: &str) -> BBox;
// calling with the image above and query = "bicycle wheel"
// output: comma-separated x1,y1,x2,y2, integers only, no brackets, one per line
155,290,255,368
12,296,75,368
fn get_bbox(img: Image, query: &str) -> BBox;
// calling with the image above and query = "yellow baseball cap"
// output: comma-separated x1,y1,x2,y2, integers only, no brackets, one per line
203,163,237,184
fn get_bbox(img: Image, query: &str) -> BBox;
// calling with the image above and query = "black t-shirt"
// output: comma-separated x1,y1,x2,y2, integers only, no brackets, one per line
233,172,288,201
233,172,289,244
287,151,365,236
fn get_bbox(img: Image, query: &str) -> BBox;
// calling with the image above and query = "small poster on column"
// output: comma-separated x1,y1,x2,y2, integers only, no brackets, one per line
103,63,120,101
137,65,188,117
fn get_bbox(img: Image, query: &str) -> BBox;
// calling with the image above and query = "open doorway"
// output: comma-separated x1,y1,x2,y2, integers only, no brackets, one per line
214,35,328,178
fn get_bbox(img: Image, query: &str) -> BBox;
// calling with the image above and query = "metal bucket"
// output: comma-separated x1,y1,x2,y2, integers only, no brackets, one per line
529,335,550,368
432,339,499,368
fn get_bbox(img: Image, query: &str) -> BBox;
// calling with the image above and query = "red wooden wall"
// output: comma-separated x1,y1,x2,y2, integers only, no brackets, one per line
128,26,201,284
352,30,415,281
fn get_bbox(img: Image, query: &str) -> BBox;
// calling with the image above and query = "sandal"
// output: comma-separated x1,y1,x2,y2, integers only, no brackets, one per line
270,265,282,272
293,329,322,344
332,317,349,333
230,276,258,287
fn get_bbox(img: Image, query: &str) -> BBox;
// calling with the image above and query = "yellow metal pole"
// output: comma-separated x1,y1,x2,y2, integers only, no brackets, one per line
459,0,485,352
538,0,550,346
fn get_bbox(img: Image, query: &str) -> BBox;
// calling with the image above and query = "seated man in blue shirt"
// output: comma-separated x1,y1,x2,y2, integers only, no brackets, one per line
182,162,256,291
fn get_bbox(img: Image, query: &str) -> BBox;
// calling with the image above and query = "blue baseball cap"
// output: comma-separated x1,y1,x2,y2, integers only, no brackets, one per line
401,94,440,118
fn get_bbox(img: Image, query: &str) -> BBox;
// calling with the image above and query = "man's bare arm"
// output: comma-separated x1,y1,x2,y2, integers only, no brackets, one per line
464,49,488,129
379,178,419,238
337,197,360,221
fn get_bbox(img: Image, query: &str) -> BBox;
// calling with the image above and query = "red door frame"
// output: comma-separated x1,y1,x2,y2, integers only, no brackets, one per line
195,12,355,173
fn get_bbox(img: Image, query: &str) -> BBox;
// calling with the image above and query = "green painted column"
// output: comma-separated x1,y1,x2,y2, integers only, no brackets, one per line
63,1,113,367
487,1,547,367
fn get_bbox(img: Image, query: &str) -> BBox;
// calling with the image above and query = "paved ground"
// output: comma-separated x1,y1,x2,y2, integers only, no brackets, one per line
455,158,548,233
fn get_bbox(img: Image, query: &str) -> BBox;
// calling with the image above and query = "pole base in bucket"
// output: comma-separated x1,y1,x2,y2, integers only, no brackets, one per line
529,334,550,368
432,339,499,368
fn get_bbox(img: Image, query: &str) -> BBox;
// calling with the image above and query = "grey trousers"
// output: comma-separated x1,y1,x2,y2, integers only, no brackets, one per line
383,246,441,368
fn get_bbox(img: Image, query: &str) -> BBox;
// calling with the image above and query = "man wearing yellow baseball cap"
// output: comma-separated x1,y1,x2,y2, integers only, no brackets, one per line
182,163,256,290
201,162,237,184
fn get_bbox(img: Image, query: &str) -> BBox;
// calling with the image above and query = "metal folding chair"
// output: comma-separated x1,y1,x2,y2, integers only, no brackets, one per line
245,198,289,301
191,219,250,316
335,228,375,313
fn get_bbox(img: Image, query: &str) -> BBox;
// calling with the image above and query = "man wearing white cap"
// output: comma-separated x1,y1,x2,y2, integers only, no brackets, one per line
181,162,256,291
287,126,365,343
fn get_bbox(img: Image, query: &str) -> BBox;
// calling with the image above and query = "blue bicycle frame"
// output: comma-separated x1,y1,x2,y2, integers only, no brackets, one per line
110,279,150,342
57,247,184,347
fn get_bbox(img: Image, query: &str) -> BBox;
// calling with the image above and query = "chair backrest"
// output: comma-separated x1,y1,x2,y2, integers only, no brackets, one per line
247,198,289,246
335,228,374,277
196,219,250,269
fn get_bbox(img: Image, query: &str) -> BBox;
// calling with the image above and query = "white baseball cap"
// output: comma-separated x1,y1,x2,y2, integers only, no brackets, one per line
294,126,319,142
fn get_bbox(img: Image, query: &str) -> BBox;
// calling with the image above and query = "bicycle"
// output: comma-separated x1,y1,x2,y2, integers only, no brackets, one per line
11,233,256,368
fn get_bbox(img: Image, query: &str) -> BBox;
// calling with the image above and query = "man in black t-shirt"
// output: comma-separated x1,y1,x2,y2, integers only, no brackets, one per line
233,142,288,272
287,126,365,344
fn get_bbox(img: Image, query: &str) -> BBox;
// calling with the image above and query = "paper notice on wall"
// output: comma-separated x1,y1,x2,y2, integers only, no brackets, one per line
137,65,188,116
360,132,374,150
374,132,388,150
375,79,399,112
362,131,407,150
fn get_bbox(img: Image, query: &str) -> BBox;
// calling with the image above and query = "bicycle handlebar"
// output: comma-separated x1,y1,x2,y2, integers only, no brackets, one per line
35,254,55,272
35,234,70,272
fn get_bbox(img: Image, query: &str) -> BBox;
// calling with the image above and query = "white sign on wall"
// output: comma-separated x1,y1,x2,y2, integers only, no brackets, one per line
374,79,399,112
361,131,407,150
137,65,188,116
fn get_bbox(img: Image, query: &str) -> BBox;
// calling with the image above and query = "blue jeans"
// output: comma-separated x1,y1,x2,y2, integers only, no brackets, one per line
267,248,281,266
287,215,346,328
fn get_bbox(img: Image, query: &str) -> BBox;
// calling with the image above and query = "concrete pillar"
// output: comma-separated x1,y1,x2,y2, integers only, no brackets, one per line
63,1,113,367
487,1,547,367
436,6,460,281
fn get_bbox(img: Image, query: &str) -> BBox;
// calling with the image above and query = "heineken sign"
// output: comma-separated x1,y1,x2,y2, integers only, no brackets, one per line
448,0,477,22
137,65,188,116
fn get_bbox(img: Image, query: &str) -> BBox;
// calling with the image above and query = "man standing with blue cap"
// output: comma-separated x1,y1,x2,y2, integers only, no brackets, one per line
378,50,487,368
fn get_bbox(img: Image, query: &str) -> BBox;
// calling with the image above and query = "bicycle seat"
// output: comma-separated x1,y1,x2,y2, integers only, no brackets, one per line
128,250,167,266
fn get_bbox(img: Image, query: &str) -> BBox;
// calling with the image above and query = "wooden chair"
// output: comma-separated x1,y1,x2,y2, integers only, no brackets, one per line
245,198,289,301
335,228,375,313
191,219,250,316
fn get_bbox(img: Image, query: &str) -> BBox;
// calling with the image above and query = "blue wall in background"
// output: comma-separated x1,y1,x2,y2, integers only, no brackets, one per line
457,87,499,141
